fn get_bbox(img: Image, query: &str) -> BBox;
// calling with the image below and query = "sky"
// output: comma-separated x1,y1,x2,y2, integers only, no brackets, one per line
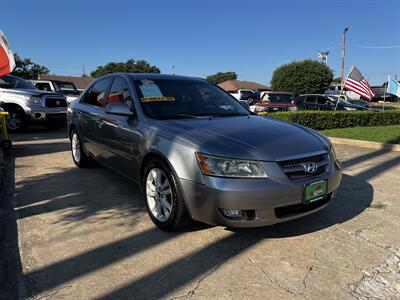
1,0,399,85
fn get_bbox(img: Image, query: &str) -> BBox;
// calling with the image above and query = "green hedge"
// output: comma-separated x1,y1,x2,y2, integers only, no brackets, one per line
269,110,400,130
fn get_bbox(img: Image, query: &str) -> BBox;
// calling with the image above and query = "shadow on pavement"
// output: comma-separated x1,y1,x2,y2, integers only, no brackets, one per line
10,127,68,143
23,173,373,299
15,132,400,299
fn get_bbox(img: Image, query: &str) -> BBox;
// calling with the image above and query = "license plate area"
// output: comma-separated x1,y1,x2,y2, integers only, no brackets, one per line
303,180,328,203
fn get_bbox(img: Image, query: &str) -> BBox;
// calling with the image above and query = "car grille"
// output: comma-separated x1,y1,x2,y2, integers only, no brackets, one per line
44,96,67,108
278,152,329,181
264,106,288,112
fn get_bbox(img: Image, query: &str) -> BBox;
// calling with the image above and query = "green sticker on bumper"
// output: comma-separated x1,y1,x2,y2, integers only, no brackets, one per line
304,180,328,202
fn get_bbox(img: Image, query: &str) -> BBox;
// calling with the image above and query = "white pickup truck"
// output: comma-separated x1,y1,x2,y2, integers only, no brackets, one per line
230,89,258,107
0,75,67,131
30,79,80,104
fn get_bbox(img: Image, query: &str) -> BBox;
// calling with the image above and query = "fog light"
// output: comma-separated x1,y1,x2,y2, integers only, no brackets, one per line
220,209,245,219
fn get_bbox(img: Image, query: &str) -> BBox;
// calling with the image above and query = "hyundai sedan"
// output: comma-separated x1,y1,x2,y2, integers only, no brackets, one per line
68,73,342,230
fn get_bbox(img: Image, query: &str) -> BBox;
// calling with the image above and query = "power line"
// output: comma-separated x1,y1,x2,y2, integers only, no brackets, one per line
349,43,400,49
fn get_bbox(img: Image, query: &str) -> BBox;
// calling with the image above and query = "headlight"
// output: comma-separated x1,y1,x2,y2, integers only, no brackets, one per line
288,106,298,111
196,153,268,178
330,145,341,168
344,107,356,111
22,95,41,105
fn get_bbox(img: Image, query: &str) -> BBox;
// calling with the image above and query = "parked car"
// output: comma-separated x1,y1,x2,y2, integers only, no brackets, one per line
298,94,367,111
250,92,298,113
324,84,361,100
0,75,67,131
30,79,80,103
230,89,258,106
68,73,342,230
254,88,271,100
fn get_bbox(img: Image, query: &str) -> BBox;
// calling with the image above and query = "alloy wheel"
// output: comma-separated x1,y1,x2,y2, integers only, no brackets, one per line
71,133,81,163
6,112,22,130
146,168,173,222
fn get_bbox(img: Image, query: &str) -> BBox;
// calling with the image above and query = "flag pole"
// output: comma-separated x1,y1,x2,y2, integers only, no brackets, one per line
383,75,387,111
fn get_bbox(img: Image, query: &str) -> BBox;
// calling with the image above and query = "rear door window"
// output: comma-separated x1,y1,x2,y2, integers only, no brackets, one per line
305,96,316,103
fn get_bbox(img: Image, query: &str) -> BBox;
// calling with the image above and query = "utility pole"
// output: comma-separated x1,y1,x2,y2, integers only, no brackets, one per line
341,27,349,91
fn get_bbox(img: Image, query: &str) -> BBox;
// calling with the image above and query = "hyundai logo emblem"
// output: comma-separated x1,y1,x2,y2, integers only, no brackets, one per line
301,162,318,173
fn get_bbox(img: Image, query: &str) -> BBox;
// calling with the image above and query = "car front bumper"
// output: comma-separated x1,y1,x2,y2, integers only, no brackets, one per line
26,108,67,122
179,167,342,228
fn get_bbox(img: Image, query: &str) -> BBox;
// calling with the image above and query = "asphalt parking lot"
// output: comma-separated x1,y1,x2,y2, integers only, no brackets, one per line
9,128,400,299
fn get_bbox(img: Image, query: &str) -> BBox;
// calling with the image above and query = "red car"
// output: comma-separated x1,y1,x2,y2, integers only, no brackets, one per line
252,92,298,113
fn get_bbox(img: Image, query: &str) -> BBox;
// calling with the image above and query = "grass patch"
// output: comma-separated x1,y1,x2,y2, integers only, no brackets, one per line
369,203,387,209
321,125,400,144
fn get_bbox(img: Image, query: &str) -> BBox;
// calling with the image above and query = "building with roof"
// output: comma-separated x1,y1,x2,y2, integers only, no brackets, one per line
218,80,270,92
38,74,95,91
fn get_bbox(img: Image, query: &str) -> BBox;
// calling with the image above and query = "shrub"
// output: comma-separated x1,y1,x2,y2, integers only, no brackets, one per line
269,110,400,130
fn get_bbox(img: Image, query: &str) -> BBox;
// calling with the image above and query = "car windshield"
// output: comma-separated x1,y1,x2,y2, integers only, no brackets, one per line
262,94,293,103
0,75,38,90
133,78,250,120
53,81,79,95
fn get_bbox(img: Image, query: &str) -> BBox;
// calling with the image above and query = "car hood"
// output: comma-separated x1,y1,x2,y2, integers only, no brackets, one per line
155,115,329,161
0,88,65,98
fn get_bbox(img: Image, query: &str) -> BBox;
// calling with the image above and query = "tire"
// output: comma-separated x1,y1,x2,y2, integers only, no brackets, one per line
5,107,27,132
0,139,12,150
70,130,91,168
143,158,192,230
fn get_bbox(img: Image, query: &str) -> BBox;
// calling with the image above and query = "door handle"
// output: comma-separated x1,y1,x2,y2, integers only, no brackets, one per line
96,119,104,128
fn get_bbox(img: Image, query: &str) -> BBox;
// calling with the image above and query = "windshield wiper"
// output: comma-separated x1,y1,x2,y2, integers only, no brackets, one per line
211,113,249,117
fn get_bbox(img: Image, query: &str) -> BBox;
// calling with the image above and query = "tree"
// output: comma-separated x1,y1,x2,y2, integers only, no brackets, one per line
332,77,342,83
270,60,333,96
90,59,160,77
11,53,49,79
206,72,237,84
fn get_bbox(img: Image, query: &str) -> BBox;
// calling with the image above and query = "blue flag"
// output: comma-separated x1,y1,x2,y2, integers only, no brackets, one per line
387,75,400,97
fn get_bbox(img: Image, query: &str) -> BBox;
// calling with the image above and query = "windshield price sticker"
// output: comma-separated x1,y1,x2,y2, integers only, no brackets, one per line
141,96,175,102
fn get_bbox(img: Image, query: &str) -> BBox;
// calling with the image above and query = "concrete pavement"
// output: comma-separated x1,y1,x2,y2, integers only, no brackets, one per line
11,128,400,299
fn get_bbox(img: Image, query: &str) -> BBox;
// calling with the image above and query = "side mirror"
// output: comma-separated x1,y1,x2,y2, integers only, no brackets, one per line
105,103,134,117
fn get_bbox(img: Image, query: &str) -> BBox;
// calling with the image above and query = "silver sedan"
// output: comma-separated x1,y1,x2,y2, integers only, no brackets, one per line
68,73,342,230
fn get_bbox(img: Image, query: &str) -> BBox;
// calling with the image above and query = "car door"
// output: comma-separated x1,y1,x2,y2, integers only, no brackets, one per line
304,95,317,110
75,78,112,158
96,76,140,179
316,95,329,110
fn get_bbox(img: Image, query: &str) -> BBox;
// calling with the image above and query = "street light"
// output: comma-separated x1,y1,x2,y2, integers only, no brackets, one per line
317,51,329,65
341,27,349,91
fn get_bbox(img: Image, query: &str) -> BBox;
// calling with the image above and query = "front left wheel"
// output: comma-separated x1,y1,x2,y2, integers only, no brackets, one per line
143,158,192,230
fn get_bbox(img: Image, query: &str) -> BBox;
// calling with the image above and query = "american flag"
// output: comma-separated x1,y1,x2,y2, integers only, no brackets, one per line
343,66,376,101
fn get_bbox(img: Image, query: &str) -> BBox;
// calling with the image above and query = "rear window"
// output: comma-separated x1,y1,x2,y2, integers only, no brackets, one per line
262,93,293,103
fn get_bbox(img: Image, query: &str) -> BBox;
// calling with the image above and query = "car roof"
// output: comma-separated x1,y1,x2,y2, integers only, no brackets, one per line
97,73,205,82
300,94,328,96
263,92,292,95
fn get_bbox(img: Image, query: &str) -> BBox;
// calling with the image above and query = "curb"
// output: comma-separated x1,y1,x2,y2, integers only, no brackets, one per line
329,137,400,152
